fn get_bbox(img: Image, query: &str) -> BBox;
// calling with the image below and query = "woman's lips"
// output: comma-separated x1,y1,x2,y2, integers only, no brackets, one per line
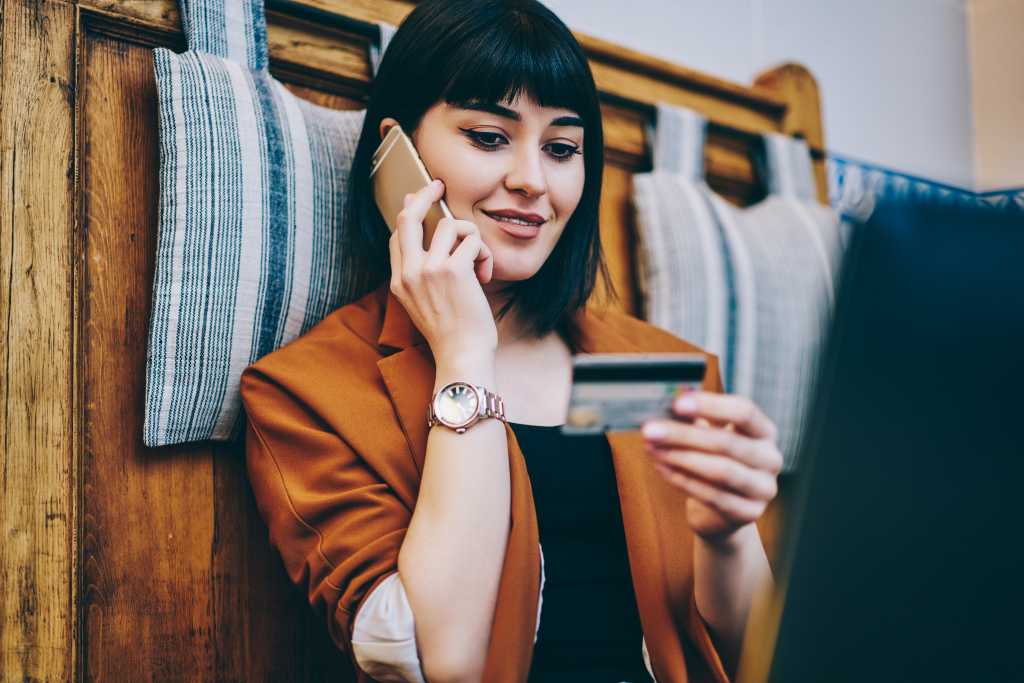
483,211,543,239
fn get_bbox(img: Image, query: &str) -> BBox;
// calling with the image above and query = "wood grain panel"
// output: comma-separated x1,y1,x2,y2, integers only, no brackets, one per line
76,22,371,682
590,61,783,139
596,162,640,317
601,102,764,206
280,81,366,111
78,0,417,49
264,7,374,93
0,1,78,681
208,437,356,683
79,31,216,682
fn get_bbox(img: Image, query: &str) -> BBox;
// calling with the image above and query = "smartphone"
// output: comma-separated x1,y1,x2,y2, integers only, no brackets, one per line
370,123,453,249
561,353,708,435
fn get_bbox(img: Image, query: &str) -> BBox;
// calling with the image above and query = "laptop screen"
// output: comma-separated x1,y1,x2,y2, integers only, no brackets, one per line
739,200,1024,683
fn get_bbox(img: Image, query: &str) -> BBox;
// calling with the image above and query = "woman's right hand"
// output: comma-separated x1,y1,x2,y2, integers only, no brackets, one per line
388,178,498,364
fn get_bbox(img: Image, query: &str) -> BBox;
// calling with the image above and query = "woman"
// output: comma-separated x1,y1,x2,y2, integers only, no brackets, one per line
239,1,782,682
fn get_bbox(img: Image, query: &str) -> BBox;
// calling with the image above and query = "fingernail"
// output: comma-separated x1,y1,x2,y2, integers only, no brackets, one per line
642,422,668,439
675,395,697,413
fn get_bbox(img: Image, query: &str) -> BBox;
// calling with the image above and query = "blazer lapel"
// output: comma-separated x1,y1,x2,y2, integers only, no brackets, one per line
374,287,707,682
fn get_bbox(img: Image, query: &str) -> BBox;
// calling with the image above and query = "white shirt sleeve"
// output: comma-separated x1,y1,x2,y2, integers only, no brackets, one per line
351,543,547,682
351,571,426,683
642,634,655,681
536,541,545,644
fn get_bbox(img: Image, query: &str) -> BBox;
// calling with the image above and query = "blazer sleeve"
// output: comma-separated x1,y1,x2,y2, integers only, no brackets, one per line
351,542,548,681
239,364,414,676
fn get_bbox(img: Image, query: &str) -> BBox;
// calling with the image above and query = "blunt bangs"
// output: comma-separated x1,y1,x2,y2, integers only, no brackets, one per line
438,11,595,123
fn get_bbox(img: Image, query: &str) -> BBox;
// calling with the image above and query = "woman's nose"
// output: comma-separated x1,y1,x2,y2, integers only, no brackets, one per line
504,146,547,197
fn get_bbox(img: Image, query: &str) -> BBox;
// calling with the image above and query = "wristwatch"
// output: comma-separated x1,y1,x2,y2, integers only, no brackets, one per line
427,381,507,433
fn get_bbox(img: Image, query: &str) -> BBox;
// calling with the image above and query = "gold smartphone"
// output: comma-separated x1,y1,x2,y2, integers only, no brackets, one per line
370,123,453,248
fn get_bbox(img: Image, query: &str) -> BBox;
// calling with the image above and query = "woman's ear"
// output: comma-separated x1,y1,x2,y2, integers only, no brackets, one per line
379,117,399,141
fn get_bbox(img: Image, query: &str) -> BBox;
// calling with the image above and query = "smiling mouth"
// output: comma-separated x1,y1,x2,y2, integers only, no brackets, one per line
483,211,545,239
483,210,546,227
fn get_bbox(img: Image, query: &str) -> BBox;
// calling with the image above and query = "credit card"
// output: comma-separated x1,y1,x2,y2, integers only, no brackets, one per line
561,353,707,435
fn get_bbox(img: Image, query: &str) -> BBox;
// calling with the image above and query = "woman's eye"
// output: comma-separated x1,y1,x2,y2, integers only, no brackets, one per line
463,130,580,162
546,143,580,161
465,131,505,149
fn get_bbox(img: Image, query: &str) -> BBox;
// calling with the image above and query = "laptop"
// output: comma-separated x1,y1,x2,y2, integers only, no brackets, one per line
738,200,1024,682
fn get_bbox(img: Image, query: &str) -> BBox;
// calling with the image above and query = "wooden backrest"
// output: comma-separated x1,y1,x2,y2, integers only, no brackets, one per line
0,0,826,680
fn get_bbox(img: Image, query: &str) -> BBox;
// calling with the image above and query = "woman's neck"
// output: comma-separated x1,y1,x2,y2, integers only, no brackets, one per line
493,302,532,349
484,280,567,352
484,281,525,348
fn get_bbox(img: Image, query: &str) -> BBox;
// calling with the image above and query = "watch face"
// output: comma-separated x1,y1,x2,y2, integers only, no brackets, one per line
436,383,479,426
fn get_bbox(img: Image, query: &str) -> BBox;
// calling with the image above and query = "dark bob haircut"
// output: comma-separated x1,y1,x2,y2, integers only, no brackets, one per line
340,0,618,351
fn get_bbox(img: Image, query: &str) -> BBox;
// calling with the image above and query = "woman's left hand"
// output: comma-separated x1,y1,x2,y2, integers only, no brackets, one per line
641,391,783,542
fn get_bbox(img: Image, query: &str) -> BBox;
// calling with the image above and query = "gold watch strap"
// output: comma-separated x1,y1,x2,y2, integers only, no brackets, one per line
483,387,507,422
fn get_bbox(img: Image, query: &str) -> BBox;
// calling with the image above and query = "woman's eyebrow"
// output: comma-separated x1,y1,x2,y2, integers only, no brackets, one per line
455,101,583,128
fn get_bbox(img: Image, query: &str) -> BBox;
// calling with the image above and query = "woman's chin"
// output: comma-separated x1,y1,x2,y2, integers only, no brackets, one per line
488,260,542,284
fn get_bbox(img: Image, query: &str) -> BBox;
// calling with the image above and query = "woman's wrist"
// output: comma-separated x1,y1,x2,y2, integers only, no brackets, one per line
694,521,761,556
433,353,497,393
692,522,772,677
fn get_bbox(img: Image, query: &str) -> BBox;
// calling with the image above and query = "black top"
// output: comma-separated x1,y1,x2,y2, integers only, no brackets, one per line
509,422,651,683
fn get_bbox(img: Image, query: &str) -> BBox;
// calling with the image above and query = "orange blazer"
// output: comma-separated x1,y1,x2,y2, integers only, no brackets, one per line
239,283,731,683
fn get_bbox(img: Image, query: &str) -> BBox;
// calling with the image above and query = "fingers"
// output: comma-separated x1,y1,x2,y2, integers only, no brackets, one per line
390,176,494,292
642,418,782,473
388,229,403,292
424,217,477,261
451,231,494,284
648,445,778,500
419,216,493,284
651,462,767,525
641,392,783,529
671,391,778,441
422,217,461,265
395,179,446,267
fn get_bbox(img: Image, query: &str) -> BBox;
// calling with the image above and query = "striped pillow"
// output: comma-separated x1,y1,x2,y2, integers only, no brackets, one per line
631,105,731,371
703,134,846,469
632,105,845,470
142,0,395,446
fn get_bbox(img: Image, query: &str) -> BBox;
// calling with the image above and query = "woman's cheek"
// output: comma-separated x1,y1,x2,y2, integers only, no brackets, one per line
444,152,500,199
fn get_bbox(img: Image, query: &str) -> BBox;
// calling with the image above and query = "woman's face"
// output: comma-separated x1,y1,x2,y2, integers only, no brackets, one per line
378,93,586,288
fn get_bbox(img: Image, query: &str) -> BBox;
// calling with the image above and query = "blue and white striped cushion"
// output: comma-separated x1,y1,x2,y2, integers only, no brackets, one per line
143,0,394,446
632,105,731,374
632,105,845,470
703,137,845,469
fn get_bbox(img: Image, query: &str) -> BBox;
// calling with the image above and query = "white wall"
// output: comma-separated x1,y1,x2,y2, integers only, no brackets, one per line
541,0,977,189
